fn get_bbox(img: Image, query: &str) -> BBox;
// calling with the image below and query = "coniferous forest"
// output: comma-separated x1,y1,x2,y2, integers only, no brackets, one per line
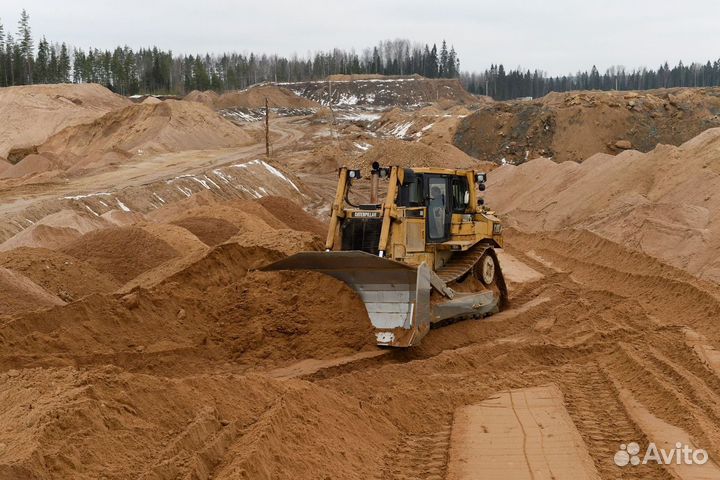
1,9,720,100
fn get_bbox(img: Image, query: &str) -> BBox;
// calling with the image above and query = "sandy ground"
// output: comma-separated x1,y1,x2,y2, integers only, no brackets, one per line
1,81,720,479
447,384,600,480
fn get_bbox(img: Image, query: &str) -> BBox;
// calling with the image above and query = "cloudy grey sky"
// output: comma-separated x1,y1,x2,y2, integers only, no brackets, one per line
1,0,719,76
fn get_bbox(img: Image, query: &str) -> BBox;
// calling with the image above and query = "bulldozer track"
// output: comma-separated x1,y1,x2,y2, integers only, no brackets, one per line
436,242,509,308
436,243,491,283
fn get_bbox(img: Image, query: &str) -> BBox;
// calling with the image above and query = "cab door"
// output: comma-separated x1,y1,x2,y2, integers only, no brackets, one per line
425,175,451,243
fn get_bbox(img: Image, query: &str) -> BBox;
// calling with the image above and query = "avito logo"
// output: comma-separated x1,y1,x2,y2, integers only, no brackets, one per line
614,441,708,467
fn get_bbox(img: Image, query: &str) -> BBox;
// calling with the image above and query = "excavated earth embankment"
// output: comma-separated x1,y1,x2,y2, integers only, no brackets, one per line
455,87,720,163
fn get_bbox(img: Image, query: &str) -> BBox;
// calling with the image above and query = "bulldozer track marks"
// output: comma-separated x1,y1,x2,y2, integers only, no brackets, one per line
313,231,720,478
304,294,556,381
559,364,674,480
379,425,452,480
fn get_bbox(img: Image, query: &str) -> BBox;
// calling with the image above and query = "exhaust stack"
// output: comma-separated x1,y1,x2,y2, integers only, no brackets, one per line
370,161,380,204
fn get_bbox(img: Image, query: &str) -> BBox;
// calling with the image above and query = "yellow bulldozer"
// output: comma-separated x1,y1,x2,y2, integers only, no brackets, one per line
262,162,507,347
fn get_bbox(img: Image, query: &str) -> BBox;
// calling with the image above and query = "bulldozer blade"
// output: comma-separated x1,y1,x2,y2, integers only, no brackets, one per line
261,251,433,347
261,250,502,347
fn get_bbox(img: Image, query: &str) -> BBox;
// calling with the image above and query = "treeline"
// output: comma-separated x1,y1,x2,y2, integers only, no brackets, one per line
70,39,459,95
0,10,72,86
461,61,720,100
0,11,460,94
3,10,720,100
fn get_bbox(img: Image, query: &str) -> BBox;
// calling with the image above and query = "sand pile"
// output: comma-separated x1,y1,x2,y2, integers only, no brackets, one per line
61,226,180,283
151,195,326,253
0,210,110,252
309,106,335,124
150,193,319,236
184,89,220,106
0,238,375,370
211,269,376,361
306,144,343,172
0,367,283,478
34,100,253,173
115,223,211,291
0,224,81,252
154,201,282,235
119,196,323,289
230,229,323,255
141,96,162,104
455,87,720,164
0,188,376,368
100,209,147,226
215,84,320,110
257,196,328,237
0,83,130,160
487,127,720,282
171,216,240,246
0,267,65,316
0,247,119,301
298,141,358,174
213,380,395,480
373,107,416,138
348,138,480,175
136,242,285,295
0,153,62,179
141,222,208,254
0,365,395,479
419,106,477,149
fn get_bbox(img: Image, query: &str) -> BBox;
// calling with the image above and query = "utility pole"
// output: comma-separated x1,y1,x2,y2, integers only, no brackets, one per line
265,97,270,157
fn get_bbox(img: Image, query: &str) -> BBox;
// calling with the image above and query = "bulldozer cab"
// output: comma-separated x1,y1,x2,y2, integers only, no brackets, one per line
330,164,501,262
398,171,470,243
262,163,506,348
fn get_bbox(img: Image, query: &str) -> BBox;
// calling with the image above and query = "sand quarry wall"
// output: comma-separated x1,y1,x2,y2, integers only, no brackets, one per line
455,87,720,164
0,83,131,161
286,76,480,107
486,127,720,282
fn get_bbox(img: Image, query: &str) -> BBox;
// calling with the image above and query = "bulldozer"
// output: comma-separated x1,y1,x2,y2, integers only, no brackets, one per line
262,162,507,347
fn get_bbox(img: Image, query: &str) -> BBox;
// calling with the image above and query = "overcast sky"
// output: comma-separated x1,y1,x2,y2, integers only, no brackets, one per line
1,0,719,76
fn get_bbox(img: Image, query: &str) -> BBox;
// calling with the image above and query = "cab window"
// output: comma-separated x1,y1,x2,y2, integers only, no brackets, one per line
427,177,448,240
451,177,469,213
